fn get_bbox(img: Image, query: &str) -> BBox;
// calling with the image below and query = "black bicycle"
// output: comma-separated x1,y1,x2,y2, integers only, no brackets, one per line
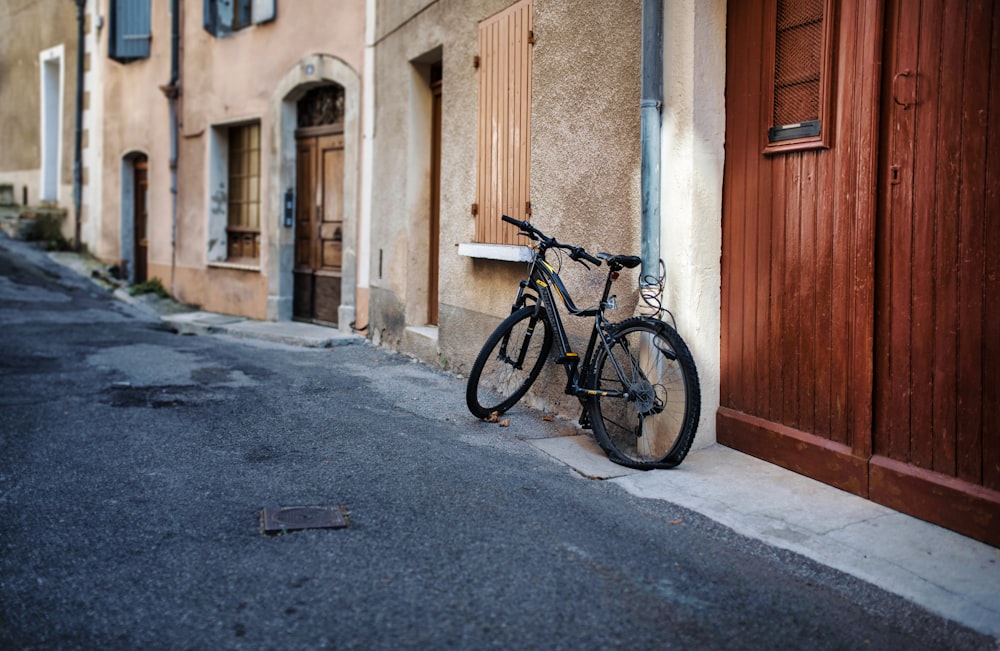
466,215,701,469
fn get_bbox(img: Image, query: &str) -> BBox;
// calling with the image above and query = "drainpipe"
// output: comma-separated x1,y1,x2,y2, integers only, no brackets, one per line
640,0,663,282
161,0,181,294
72,0,86,252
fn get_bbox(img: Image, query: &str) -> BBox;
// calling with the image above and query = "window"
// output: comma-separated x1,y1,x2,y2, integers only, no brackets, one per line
203,0,276,37
764,0,835,153
474,0,533,245
226,123,261,262
109,0,151,63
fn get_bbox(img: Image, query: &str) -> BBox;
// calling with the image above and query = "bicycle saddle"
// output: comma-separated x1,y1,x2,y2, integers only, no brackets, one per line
597,253,642,270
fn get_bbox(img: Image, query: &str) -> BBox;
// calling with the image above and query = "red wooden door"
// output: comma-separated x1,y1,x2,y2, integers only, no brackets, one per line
720,0,881,496
873,0,1000,538
721,0,1000,546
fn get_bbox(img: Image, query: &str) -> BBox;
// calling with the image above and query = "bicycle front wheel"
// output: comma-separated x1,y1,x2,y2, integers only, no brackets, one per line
587,318,700,469
466,305,553,419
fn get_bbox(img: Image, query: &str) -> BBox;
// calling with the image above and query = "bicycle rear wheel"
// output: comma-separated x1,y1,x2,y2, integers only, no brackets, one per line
466,305,553,419
587,317,700,469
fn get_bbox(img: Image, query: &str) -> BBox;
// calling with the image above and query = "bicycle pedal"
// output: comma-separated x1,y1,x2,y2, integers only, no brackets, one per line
556,353,579,366
578,410,592,430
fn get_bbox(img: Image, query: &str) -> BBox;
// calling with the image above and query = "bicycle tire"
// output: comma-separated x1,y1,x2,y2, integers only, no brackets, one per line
466,305,553,419
586,317,700,469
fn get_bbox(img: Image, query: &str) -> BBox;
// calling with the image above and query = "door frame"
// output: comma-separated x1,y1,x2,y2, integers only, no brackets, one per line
119,151,149,284
267,54,361,331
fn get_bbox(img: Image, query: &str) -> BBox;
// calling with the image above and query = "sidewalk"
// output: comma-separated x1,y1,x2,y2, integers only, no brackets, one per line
52,249,1000,642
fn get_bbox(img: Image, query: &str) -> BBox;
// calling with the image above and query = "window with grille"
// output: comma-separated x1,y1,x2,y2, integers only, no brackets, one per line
475,0,533,245
765,0,835,153
227,123,261,262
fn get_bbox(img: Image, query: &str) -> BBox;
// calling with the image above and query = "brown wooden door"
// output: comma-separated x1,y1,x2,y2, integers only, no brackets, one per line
721,0,1000,546
133,157,149,284
294,130,344,325
428,73,442,326
719,0,880,496
872,0,1000,536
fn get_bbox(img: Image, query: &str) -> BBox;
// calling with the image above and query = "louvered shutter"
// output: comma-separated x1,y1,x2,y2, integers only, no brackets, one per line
109,0,151,62
475,0,532,245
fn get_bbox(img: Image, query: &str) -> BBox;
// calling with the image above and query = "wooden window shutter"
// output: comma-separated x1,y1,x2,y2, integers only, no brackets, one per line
475,0,532,245
764,0,835,153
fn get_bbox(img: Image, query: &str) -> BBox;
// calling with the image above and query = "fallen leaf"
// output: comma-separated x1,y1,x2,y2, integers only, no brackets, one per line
486,411,500,423
499,418,511,427
541,415,554,422
670,519,682,525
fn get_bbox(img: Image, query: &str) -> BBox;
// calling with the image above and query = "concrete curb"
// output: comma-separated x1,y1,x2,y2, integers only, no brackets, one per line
161,311,365,348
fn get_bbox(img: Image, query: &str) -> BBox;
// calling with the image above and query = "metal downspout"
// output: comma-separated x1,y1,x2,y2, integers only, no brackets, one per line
72,0,86,252
640,0,664,282
164,0,180,294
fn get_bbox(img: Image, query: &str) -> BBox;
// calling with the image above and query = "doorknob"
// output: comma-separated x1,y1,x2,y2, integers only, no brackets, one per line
892,69,914,110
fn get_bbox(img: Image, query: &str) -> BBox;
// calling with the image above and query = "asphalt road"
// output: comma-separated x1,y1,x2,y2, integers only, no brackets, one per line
0,233,993,650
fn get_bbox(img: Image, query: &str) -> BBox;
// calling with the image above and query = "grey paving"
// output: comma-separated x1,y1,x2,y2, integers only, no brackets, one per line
530,434,1000,639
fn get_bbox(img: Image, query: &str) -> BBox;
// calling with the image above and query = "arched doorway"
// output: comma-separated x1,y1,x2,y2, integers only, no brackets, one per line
293,85,345,325
119,152,149,284
266,54,360,331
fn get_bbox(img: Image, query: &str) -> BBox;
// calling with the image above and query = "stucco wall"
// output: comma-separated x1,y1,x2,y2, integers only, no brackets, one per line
659,0,726,448
0,0,79,224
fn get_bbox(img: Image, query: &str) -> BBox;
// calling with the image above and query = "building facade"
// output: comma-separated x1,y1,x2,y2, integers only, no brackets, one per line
88,0,366,327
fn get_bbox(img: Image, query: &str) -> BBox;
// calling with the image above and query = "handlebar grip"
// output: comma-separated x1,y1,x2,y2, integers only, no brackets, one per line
581,251,602,267
502,214,530,231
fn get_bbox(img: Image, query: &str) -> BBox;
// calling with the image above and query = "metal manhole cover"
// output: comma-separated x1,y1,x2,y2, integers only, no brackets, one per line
259,505,349,534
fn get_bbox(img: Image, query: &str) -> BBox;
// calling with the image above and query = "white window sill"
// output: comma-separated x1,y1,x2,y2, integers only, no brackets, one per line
457,243,533,262
208,261,261,272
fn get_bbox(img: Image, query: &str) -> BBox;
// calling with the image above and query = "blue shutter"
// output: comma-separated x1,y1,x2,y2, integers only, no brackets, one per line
110,0,151,62
204,0,235,37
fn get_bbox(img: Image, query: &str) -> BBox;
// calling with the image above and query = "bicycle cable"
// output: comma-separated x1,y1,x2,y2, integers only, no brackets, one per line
640,259,677,330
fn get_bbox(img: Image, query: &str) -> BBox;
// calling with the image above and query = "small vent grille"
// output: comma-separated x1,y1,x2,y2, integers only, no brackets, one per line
773,0,824,128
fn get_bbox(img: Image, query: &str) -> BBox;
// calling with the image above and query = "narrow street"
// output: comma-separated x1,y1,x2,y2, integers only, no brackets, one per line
0,233,992,650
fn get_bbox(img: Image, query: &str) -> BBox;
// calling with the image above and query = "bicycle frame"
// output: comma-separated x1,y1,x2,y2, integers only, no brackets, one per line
509,248,629,400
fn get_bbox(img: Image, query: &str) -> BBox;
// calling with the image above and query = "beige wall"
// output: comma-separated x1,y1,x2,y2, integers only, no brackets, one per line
659,0,727,448
96,0,365,319
0,0,80,232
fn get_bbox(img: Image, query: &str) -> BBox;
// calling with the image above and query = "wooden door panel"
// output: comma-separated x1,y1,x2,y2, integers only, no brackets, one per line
721,0,874,450
133,158,148,284
876,0,999,485
293,130,344,325
318,135,344,274
295,141,315,270
872,0,1000,545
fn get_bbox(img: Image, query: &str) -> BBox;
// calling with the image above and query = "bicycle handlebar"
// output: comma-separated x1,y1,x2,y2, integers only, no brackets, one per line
502,215,603,268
